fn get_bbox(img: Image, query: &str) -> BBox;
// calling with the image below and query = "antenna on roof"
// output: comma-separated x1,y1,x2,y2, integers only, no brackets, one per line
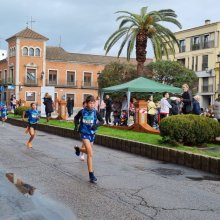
59,35,62,47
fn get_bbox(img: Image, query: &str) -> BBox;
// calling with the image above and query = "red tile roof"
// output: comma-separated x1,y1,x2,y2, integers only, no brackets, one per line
6,28,48,41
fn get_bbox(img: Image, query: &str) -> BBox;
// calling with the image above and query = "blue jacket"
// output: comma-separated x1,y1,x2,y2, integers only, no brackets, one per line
192,100,201,115
74,108,104,135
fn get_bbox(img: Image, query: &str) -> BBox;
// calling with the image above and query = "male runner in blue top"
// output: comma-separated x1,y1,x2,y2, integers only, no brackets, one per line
1,104,8,126
74,95,104,183
22,103,40,148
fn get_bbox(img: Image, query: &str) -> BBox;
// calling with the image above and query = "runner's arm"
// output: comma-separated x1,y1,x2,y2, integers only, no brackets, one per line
74,110,82,131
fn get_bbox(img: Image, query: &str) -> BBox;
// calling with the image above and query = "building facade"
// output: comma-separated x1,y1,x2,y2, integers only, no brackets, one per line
162,20,220,109
0,28,149,110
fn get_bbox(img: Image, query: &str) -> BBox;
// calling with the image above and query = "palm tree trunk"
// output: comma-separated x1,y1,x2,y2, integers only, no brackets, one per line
136,29,147,76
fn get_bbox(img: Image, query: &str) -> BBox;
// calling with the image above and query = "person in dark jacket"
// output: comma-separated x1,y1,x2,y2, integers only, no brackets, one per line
43,93,54,122
104,95,112,125
192,95,202,115
67,97,74,117
181,84,193,114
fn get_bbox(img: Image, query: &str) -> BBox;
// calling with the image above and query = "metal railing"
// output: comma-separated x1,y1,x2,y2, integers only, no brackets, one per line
201,85,214,93
24,77,38,86
2,78,14,84
46,80,57,86
191,40,214,51
81,81,98,89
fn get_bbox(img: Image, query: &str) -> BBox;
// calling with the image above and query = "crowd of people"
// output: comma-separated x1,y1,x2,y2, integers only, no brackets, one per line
93,83,220,129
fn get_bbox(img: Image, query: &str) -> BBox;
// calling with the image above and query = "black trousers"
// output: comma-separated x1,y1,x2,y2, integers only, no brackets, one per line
105,111,111,124
147,114,155,127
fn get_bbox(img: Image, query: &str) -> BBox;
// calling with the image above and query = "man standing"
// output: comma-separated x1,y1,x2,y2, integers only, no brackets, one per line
104,95,112,125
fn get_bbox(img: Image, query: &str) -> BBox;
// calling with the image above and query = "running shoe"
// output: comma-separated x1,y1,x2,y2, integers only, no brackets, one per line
26,142,32,149
74,145,80,156
80,154,85,161
89,172,97,183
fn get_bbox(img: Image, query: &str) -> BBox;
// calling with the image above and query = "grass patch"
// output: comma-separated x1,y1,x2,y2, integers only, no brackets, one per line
8,114,220,158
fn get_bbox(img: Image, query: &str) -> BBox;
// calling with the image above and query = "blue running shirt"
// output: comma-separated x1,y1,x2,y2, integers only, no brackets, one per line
1,107,8,117
26,109,40,124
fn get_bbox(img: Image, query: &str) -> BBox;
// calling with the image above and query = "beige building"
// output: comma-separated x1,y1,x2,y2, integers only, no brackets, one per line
162,20,220,109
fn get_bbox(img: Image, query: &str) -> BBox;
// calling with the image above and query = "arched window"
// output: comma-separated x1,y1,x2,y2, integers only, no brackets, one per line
29,48,34,56
35,48,40,56
23,47,28,56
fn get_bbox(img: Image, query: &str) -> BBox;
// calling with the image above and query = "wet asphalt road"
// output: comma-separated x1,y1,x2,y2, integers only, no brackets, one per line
0,123,220,220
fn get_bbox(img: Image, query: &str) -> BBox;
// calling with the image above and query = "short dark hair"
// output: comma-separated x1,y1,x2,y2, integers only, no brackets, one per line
30,103,35,107
163,92,168,97
86,95,95,103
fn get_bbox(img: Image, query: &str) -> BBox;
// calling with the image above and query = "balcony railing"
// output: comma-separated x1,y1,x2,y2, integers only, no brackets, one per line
81,81,98,89
2,78,14,85
191,40,214,51
55,80,78,88
46,80,57,86
201,85,214,93
24,77,38,86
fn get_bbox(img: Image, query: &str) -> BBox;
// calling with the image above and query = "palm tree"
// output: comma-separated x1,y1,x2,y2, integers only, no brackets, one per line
104,7,182,76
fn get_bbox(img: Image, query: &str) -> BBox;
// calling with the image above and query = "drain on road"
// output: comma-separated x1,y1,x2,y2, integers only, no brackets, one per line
150,168,183,176
186,176,220,181
6,173,36,195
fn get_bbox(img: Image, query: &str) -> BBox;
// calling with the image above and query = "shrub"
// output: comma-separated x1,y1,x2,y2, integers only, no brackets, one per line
14,106,30,116
159,114,220,146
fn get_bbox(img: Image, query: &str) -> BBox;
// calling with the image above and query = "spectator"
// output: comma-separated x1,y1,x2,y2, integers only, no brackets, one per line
99,99,106,119
181,84,193,114
147,95,157,127
170,97,180,115
95,96,100,111
67,97,74,117
10,95,17,112
192,95,202,115
104,95,112,125
120,110,128,126
43,93,54,122
160,92,172,120
121,95,128,112
213,97,220,122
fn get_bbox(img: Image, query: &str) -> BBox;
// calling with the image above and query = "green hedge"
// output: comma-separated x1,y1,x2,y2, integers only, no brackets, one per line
160,114,220,146
14,106,30,116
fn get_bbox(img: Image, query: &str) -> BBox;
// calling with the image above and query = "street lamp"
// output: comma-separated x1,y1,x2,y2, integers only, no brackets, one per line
217,52,220,94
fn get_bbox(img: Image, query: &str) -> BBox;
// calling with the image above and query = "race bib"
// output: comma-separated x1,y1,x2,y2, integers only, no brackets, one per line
82,115,94,124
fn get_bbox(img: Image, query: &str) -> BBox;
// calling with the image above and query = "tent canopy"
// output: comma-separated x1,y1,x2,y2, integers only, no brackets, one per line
101,77,182,94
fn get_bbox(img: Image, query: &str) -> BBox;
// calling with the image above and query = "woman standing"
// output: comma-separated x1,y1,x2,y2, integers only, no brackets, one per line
147,95,157,127
181,84,193,114
43,93,54,122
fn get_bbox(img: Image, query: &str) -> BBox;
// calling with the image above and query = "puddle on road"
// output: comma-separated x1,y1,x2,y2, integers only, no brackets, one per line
6,173,36,195
186,176,220,181
6,173,76,220
150,168,183,176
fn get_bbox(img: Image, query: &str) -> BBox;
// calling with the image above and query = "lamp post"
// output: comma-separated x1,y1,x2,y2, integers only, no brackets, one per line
217,53,220,94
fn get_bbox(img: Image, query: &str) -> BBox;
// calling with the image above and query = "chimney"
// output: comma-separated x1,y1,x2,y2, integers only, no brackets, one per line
205,19,211,25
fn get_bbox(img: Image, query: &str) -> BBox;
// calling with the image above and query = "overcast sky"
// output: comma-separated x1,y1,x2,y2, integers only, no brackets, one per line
0,0,219,58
